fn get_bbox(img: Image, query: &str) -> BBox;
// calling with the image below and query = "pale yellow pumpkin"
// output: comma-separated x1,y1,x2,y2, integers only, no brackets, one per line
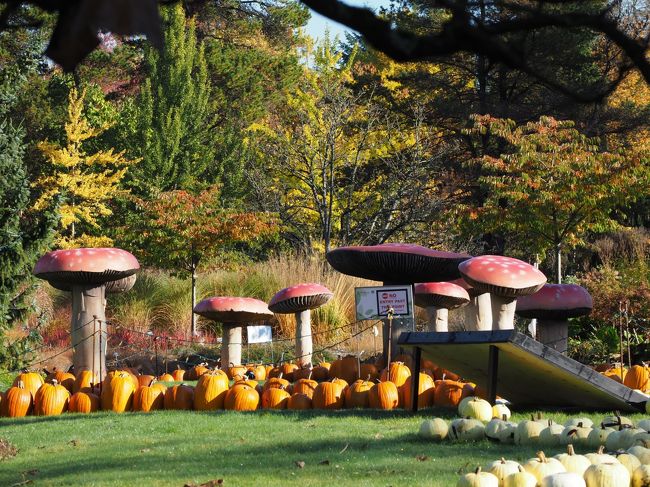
554,445,591,476
419,418,448,441
523,451,566,483
583,462,629,487
457,467,498,487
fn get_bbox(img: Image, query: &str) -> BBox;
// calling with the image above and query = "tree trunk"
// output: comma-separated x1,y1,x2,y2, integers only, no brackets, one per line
556,244,562,284
295,309,312,367
71,284,107,379
191,267,197,336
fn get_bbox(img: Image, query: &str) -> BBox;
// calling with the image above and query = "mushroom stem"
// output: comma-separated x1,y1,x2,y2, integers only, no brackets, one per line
490,295,517,330
221,323,242,367
295,309,312,367
464,292,492,331
536,319,568,354
425,306,448,332
71,284,107,379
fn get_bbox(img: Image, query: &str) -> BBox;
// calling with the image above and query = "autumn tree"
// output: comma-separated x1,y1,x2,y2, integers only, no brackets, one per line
459,114,650,282
33,87,137,248
121,186,276,335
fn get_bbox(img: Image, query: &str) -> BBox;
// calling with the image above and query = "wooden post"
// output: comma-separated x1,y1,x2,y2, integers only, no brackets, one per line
487,345,499,404
411,347,422,412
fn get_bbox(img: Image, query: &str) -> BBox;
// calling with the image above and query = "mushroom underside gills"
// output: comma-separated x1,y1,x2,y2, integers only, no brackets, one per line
295,309,312,367
536,319,569,354
491,295,517,330
463,292,492,331
71,284,108,379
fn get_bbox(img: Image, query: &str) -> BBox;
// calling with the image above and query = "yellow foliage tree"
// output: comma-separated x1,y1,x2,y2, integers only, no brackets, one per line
33,88,138,248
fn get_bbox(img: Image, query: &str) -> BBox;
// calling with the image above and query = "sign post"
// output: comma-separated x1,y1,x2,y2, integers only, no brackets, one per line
355,285,414,363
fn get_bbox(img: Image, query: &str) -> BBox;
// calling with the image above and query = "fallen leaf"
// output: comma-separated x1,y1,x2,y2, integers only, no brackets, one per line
338,443,349,454
140,448,151,453
374,433,383,440
69,440,79,447
295,460,305,469
415,455,429,462
318,460,330,466
0,439,18,460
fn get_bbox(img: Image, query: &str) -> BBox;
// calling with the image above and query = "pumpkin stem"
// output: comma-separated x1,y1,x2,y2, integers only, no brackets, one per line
474,466,481,474
502,414,507,421
536,451,547,463
517,466,524,472
17,380,25,389
567,444,575,455
500,457,506,463
52,379,58,385
597,445,605,454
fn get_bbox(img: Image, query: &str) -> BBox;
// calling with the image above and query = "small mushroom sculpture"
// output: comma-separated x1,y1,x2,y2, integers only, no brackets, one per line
458,255,547,330
193,297,273,368
33,248,140,379
414,282,470,332
268,283,333,367
516,284,592,354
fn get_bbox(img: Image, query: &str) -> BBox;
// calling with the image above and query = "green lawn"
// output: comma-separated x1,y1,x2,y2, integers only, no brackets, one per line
1,409,646,486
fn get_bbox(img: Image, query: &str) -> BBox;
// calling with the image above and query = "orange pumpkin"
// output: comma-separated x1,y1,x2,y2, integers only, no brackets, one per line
68,391,100,413
186,363,209,381
164,384,194,410
137,375,155,387
228,365,247,380
248,364,266,381
433,379,465,408
288,393,312,410
380,362,411,389
263,375,290,392
261,387,290,409
369,381,399,410
34,380,70,415
46,370,75,392
312,381,344,409
157,373,175,382
360,363,380,381
133,385,165,412
293,378,318,399
280,363,299,382
394,354,414,370
13,372,44,398
3,381,32,417
293,366,313,381
73,369,98,393
171,368,186,382
335,356,359,384
345,379,373,409
106,373,136,412
402,373,435,410
312,362,330,381
194,371,229,410
224,385,259,411
624,365,650,391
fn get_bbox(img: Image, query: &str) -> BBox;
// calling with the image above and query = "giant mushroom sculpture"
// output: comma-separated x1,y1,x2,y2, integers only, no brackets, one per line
193,297,273,368
516,284,593,354
451,278,493,331
268,283,333,367
414,282,470,332
326,243,470,361
458,255,547,330
33,248,139,379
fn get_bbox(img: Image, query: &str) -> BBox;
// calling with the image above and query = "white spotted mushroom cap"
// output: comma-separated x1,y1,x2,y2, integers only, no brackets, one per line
516,284,593,320
414,282,470,309
458,255,546,298
193,297,273,323
33,248,139,289
268,283,333,314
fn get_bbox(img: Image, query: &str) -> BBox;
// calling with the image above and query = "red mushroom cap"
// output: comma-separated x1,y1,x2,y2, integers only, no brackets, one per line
268,283,333,314
414,282,470,309
33,248,139,287
193,297,273,323
458,255,546,298
326,243,470,283
516,284,593,320
449,277,483,298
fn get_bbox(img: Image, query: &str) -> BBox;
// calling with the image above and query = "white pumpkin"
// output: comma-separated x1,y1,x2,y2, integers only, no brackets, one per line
634,432,650,446
540,472,586,487
585,446,620,465
564,417,594,429
539,421,566,447
419,418,449,440
628,445,650,464
486,458,521,485
514,419,545,446
583,462,630,487
554,445,591,476
459,397,493,422
559,425,592,448
523,451,566,483
637,419,650,432
616,452,641,475
600,412,634,429
493,403,511,420
504,467,537,487
608,427,646,451
485,418,511,442
496,422,518,444
631,464,650,487
586,427,615,450
449,418,486,442
457,467,499,487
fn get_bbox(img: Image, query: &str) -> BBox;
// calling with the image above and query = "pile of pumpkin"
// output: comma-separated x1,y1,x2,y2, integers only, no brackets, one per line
0,356,482,416
598,364,650,393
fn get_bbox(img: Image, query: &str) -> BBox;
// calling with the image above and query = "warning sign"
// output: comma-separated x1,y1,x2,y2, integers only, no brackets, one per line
355,286,413,320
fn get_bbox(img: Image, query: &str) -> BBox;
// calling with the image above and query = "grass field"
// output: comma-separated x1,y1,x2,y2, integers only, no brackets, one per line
1,409,646,486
